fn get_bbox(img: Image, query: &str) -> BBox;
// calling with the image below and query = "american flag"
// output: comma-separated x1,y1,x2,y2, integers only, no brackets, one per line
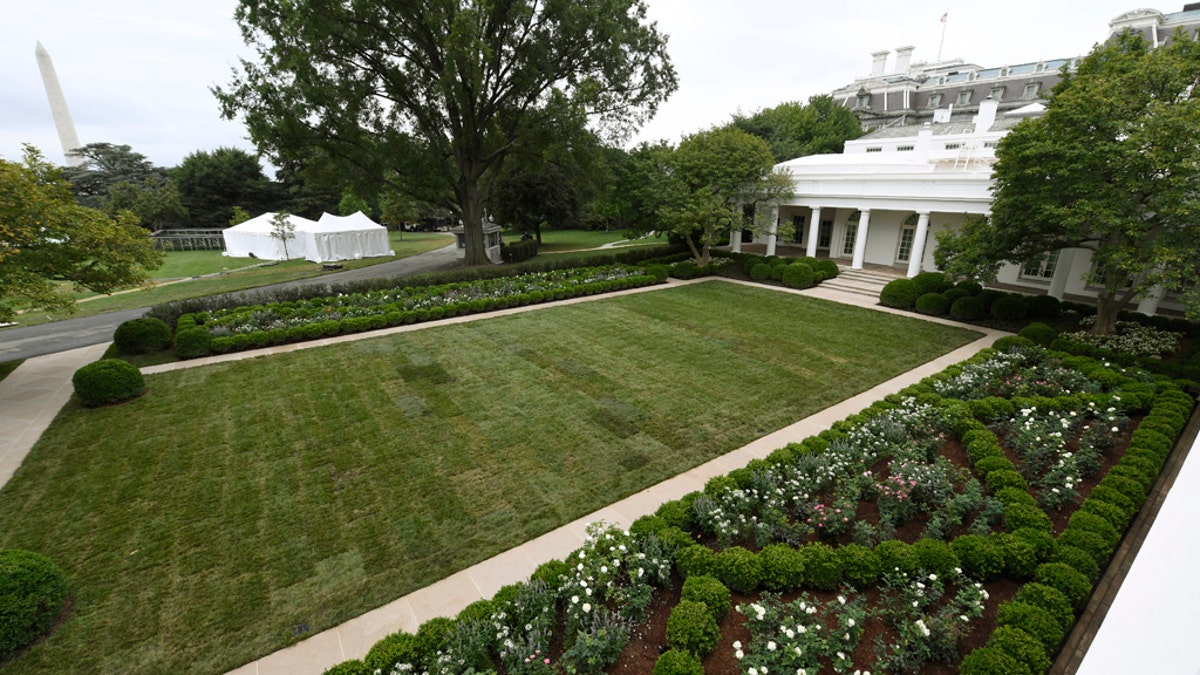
940,12,948,22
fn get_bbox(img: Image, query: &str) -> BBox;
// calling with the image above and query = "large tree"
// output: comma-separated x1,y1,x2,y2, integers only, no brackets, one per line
61,143,168,207
731,95,864,163
216,0,676,265
172,147,279,228
0,147,162,322
657,127,793,265
936,31,1200,333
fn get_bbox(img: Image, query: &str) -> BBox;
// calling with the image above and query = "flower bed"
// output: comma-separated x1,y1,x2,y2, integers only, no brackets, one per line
320,345,1195,675
173,265,660,358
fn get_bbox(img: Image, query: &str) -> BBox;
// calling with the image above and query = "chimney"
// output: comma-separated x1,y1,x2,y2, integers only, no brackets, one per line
894,46,916,73
871,50,889,77
973,99,999,134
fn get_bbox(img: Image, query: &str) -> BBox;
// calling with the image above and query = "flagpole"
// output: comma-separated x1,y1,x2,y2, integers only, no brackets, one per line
937,11,948,63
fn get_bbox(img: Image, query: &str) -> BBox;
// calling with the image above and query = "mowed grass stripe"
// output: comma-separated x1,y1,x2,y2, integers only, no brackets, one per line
0,281,980,674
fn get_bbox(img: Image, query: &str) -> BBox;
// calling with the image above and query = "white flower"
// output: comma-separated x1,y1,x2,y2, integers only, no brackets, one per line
749,668,758,675
768,641,777,651
735,649,744,660
571,595,579,604
582,602,591,613
848,618,855,627
733,640,741,650
915,619,930,637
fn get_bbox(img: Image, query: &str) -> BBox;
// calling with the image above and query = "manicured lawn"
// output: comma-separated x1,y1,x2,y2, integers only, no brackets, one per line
7,233,453,328
0,281,980,674
508,228,665,253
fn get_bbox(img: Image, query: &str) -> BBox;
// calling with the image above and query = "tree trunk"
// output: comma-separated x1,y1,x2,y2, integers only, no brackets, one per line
534,221,542,246
1091,284,1139,335
458,177,490,266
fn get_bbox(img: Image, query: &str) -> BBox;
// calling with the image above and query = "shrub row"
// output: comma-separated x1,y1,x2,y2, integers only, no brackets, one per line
879,273,1072,325
499,238,538,263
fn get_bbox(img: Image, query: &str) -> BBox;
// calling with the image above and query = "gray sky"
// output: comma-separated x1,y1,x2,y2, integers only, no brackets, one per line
1,1,1144,170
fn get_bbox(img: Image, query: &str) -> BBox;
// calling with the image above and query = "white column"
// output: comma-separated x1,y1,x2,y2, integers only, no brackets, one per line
1137,285,1165,316
765,205,779,257
730,203,742,252
1047,248,1077,300
906,212,931,278
806,207,821,258
851,209,871,270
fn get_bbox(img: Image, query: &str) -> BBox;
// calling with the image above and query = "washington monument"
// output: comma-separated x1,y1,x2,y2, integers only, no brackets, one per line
35,41,83,167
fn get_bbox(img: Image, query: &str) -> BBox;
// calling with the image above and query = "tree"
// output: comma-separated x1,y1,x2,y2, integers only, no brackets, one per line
0,147,162,322
731,95,864,162
216,0,677,266
172,147,279,227
657,127,793,265
62,143,168,207
935,31,1200,333
489,162,580,244
269,211,297,261
101,176,189,231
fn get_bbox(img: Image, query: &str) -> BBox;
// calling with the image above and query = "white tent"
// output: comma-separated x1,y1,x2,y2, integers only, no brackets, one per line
304,211,393,263
222,212,318,261
223,211,393,262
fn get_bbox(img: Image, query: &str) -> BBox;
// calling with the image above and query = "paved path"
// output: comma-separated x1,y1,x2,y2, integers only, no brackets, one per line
0,243,461,363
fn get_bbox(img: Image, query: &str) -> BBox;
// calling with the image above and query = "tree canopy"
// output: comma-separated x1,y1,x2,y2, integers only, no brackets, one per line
172,147,279,228
656,127,793,265
216,0,677,265
62,143,167,207
0,147,162,322
731,95,864,163
935,30,1200,333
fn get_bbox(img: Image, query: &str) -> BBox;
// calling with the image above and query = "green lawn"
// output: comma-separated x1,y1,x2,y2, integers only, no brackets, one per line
8,233,453,328
506,228,665,253
0,282,980,673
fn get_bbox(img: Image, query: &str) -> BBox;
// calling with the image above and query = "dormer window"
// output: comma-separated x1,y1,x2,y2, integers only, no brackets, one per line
957,90,972,105
1023,82,1040,99
928,93,943,108
988,86,1005,101
857,93,871,109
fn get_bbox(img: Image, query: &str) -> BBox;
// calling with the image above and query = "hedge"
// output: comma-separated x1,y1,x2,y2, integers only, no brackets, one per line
0,550,69,659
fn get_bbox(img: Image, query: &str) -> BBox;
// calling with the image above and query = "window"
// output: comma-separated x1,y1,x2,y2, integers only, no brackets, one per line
897,214,920,263
944,143,962,150
984,141,999,148
1022,251,1059,279
1088,265,1133,289
818,221,833,249
842,212,861,256
858,93,871,109
1023,82,1040,99
988,86,1005,101
792,215,806,245
957,90,972,105
897,145,914,151
928,93,943,108
866,147,882,153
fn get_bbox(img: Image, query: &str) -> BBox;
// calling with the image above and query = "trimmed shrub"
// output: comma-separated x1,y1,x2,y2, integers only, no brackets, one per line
749,263,772,282
0,550,69,659
322,660,370,675
1055,544,1101,582
960,646,1033,675
996,533,1039,579
1079,498,1133,533
992,335,1036,352
653,648,704,675
530,559,570,587
1010,527,1057,563
1004,503,1052,533
973,455,1016,475
944,287,970,304
1014,583,1076,632
990,294,1028,322
951,296,986,321
987,626,1051,675
781,263,816,289
644,265,670,283
956,279,983,295
911,539,960,577
114,317,172,355
1018,322,1058,347
977,288,1005,312
986,469,1028,493
800,542,843,591
912,271,953,295
837,543,881,587
1025,294,1062,319
1056,529,1113,567
681,575,731,622
816,259,839,279
880,278,920,310
174,327,213,359
995,601,1065,653
676,545,719,579
874,540,919,577
1035,562,1093,611
951,534,1005,580
715,546,761,594
665,599,719,655
72,359,146,407
915,292,950,316
1067,512,1120,550
758,543,805,591
364,632,421,674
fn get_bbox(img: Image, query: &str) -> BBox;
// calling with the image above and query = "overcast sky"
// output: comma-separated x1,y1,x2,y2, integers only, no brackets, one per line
1,1,1147,170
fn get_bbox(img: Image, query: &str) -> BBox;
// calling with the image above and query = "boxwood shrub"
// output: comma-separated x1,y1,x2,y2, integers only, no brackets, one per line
654,648,704,675
665,599,719,655
837,543,881,587
363,631,422,674
816,259,839,279
758,543,804,591
1025,294,1062,319
676,545,719,579
1056,529,1113,567
749,263,772,282
987,626,1051,675
1054,544,1101,582
990,294,1028,321
322,660,370,675
1017,322,1058,346
995,601,1065,653
781,263,815,289
113,317,172,355
1014,582,1076,632
681,575,731,622
911,539,960,576
1066,511,1121,550
880,278,920,310
915,292,950,316
951,534,1005,580
0,550,69,660
960,646,1033,675
950,295,986,321
874,540,919,577
715,546,761,594
912,271,952,295
72,359,146,407
174,326,213,359
800,542,843,591
956,279,983,295
1034,562,1093,611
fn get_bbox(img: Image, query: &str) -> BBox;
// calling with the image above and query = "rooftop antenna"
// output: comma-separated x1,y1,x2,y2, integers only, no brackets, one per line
35,41,84,167
936,11,949,63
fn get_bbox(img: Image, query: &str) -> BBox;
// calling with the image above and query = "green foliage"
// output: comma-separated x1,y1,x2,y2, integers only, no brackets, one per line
749,263,772,281
715,546,762,594
1056,529,1113,566
915,292,950,316
912,271,952,295
1054,544,1101,582
681,575,731,622
989,295,1028,322
501,238,539,263
1066,511,1121,550
665,599,720,655
995,601,1065,653
985,469,1028,493
959,646,1033,675
995,532,1039,579
758,543,805,591
949,296,986,321
1018,322,1058,347
1014,582,1076,632
530,559,570,588
364,631,421,673
992,335,1036,352
172,147,278,228
800,542,843,591
781,263,815,289
1025,295,1062,319
1004,503,1052,533
951,534,1005,580
911,539,960,576
676,545,718,579
1034,562,1093,611
837,543,881,587
730,95,864,162
816,259,839,279
322,660,371,675
987,626,1051,675
114,317,172,355
956,280,983,295
653,647,704,675
1009,527,1057,563
874,540,919,577
880,278,920,309
174,327,213,359
72,359,146,407
0,550,69,659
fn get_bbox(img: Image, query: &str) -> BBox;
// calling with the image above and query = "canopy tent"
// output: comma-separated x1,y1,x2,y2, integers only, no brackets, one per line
223,211,393,262
304,212,393,262
222,212,317,261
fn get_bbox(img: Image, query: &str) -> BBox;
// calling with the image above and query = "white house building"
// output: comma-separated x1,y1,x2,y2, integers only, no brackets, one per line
742,5,1200,317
